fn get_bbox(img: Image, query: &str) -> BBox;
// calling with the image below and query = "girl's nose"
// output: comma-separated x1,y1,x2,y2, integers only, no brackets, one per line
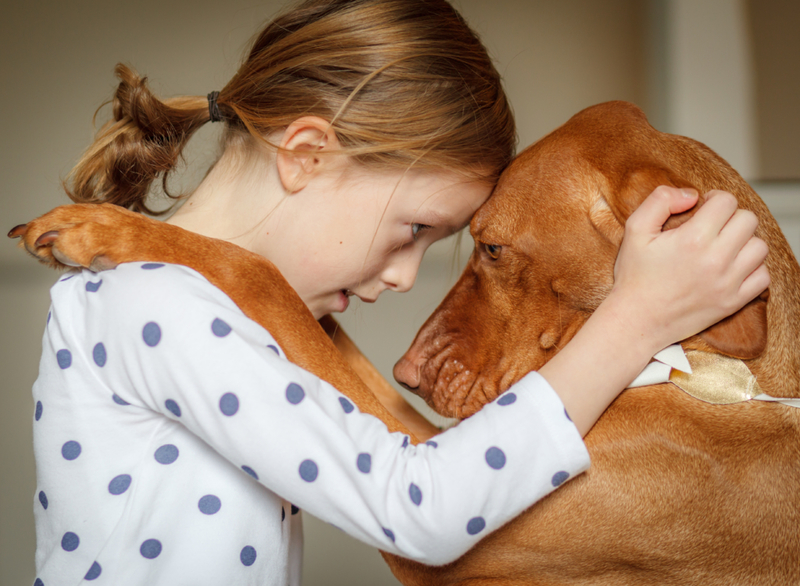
382,251,423,293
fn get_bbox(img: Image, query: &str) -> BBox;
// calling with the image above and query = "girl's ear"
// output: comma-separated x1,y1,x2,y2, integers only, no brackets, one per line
276,116,341,193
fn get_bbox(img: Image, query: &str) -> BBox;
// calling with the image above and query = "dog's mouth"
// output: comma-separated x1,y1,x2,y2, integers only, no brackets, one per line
418,347,516,419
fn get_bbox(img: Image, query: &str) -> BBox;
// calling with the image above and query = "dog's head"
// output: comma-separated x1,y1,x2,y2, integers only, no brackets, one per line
394,101,769,419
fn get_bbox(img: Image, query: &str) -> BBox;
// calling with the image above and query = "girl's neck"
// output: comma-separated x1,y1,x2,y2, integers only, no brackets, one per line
166,148,283,253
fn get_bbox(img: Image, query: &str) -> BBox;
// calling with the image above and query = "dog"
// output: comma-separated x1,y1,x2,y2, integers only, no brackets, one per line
388,101,800,585
11,101,800,585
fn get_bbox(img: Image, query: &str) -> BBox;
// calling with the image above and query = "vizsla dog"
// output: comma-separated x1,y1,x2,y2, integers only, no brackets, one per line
11,101,800,585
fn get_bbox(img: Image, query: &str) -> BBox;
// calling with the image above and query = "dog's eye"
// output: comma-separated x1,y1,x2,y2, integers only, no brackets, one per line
483,243,502,260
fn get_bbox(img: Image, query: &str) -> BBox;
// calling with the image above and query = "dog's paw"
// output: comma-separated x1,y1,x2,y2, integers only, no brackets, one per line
7,203,132,271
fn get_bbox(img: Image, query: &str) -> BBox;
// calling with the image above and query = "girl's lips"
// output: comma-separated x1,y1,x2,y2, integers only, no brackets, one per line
338,289,350,312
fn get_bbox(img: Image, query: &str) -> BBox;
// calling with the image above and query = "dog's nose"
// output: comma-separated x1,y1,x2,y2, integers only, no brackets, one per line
393,353,424,394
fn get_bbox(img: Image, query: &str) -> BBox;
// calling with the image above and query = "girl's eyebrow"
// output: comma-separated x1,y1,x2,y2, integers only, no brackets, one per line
422,208,466,234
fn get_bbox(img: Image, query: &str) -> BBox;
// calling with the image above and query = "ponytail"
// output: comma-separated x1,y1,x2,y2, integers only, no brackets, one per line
65,0,516,214
65,64,214,214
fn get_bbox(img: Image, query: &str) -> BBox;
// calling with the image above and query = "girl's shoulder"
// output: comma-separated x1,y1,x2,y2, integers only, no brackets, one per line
49,262,242,321
48,261,286,357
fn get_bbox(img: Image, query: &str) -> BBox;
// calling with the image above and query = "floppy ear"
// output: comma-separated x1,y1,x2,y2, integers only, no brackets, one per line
604,167,769,360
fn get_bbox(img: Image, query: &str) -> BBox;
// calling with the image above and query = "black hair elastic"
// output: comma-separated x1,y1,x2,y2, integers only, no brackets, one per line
207,91,222,123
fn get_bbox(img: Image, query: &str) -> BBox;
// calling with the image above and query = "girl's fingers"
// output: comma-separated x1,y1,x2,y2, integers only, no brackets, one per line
732,235,769,284
626,186,699,238
738,262,770,305
715,208,759,261
680,190,739,239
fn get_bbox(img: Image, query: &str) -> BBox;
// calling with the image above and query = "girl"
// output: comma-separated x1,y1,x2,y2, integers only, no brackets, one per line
28,0,768,584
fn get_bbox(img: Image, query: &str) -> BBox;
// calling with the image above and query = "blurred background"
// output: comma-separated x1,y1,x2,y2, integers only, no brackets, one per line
1,0,798,584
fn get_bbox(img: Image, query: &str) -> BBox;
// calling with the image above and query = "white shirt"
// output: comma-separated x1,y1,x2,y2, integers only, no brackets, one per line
31,262,589,586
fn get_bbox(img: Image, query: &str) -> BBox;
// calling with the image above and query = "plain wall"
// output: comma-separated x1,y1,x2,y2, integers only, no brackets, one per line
749,0,800,179
1,1,795,585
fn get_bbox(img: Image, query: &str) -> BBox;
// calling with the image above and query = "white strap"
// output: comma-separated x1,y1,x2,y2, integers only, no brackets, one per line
752,394,800,408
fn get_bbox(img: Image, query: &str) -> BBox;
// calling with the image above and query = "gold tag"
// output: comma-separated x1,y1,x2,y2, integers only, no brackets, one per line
669,350,762,405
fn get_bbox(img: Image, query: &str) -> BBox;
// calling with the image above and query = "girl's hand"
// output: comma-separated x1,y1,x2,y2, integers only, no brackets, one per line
610,186,770,356
540,185,769,436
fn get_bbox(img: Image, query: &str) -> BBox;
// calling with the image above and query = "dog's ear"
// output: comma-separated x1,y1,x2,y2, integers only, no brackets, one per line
600,167,769,360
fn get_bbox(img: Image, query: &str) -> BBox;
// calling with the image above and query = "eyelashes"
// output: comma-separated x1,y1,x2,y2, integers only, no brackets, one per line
411,223,433,241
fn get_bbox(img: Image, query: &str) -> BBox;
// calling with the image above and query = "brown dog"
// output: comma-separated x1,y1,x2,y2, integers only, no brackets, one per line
11,101,800,584
389,101,800,584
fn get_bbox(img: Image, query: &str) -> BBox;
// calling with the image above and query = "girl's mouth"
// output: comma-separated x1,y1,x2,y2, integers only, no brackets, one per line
338,289,352,312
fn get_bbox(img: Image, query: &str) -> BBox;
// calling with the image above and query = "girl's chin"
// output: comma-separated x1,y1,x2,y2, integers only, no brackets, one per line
308,291,350,319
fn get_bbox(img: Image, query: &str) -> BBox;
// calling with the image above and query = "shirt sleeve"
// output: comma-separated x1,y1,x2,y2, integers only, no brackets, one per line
80,263,590,565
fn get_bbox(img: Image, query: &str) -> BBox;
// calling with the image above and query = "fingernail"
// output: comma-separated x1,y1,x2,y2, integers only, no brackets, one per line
680,188,698,198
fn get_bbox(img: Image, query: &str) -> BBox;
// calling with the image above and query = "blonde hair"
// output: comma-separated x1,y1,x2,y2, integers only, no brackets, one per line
66,0,517,215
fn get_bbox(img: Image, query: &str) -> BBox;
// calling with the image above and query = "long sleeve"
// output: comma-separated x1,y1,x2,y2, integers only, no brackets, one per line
36,262,589,580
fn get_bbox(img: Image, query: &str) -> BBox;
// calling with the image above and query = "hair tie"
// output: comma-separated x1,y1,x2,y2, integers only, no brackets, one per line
207,91,222,123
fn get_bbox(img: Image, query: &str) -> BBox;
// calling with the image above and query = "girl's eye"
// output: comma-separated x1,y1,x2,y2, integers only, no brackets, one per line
483,243,502,260
411,223,432,241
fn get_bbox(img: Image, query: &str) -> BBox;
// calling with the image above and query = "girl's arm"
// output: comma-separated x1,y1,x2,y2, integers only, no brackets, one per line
540,186,769,436
55,262,587,565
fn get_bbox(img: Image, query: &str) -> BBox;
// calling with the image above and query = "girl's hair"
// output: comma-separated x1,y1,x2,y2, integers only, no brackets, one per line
66,0,516,215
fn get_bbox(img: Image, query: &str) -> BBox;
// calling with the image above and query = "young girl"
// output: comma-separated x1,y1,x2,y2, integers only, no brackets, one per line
29,0,768,584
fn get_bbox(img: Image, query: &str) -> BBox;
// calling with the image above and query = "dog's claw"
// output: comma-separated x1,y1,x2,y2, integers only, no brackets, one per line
34,231,60,248
7,224,27,239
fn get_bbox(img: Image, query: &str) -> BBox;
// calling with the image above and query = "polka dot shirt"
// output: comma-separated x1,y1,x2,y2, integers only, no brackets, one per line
31,263,589,585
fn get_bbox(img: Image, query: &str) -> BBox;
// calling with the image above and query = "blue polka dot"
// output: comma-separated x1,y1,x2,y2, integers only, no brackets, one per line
47,312,51,324
286,384,305,405
154,444,179,464
552,471,570,487
108,474,132,495
142,322,161,347
211,318,232,337
56,349,72,369
85,280,102,292
165,399,181,417
339,397,354,413
60,275,74,282
409,483,422,506
61,532,80,551
467,517,486,535
34,578,43,586
112,394,130,406
62,441,81,460
241,465,258,480
198,494,221,515
497,392,517,406
485,447,506,470
267,345,279,355
240,545,257,566
141,263,164,270
39,491,48,509
219,393,239,416
401,436,409,448
92,343,107,367
382,527,396,542
84,561,102,580
565,408,572,422
35,401,43,421
299,459,318,482
140,539,162,559
357,453,371,473
425,440,438,448
291,504,299,515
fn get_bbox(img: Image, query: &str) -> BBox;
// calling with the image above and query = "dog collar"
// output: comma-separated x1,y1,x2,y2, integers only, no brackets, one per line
627,344,800,408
